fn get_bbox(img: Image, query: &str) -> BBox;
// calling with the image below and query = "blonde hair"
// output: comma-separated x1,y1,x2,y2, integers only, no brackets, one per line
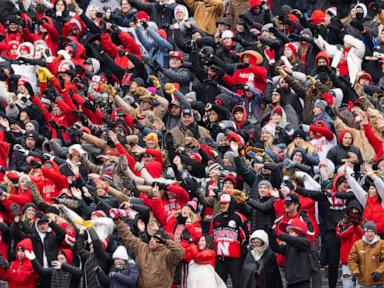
287,141,315,156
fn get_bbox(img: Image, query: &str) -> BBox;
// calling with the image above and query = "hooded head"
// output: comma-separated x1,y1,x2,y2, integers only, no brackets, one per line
337,129,353,147
174,4,188,22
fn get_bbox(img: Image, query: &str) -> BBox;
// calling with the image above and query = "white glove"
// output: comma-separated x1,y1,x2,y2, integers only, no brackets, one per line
24,250,36,260
301,124,310,133
134,162,144,171
57,50,71,60
13,144,29,156
51,261,62,269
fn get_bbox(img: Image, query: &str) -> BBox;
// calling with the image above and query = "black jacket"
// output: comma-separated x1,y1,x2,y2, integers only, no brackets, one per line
296,186,356,232
270,233,311,285
31,259,83,288
240,248,282,288
129,0,176,28
246,197,276,232
235,156,282,190
18,222,66,268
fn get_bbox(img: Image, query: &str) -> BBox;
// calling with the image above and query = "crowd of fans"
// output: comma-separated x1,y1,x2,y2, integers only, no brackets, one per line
1,0,384,287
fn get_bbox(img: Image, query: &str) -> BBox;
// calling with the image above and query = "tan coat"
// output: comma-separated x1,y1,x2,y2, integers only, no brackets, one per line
117,220,185,288
183,0,224,35
333,117,377,163
348,238,384,286
227,0,248,26
170,125,212,146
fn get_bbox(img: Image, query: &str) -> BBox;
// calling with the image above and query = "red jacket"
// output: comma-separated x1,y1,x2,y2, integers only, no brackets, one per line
222,52,267,93
29,161,67,203
364,195,384,234
164,215,202,244
363,123,384,163
0,238,37,288
162,185,189,212
184,244,216,267
22,17,59,54
336,221,364,264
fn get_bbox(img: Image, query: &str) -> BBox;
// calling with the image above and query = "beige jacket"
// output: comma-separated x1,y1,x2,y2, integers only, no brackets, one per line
117,220,184,288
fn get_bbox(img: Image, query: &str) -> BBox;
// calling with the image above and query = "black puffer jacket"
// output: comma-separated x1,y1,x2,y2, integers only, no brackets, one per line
270,233,311,285
76,229,113,288
31,259,83,288
246,196,276,232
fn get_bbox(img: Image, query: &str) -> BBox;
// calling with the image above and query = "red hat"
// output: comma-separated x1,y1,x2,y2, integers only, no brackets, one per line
18,76,30,86
224,174,237,186
279,219,308,236
226,132,245,148
358,72,372,83
287,13,299,24
190,153,202,163
91,210,107,218
249,0,262,9
322,92,334,106
92,75,108,84
310,10,325,25
137,11,149,22
186,197,198,213
284,43,298,57
157,29,167,40
169,51,183,60
59,249,74,264
272,106,283,116
5,171,20,184
26,156,42,165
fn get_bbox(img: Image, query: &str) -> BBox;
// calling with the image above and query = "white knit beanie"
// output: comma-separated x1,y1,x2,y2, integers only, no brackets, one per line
112,246,129,261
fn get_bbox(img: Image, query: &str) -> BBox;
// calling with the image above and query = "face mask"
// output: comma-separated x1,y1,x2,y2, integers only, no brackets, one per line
355,12,364,20
115,264,125,270
85,71,94,78
317,65,328,73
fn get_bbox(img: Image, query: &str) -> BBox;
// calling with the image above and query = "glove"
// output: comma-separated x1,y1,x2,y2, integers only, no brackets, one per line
301,124,310,133
153,234,166,244
237,63,250,69
164,83,176,94
372,272,381,282
10,204,20,217
134,162,144,171
290,33,302,41
211,66,225,77
57,50,71,60
182,229,193,242
66,128,83,139
109,208,129,219
48,120,60,130
13,144,29,156
24,250,36,261
265,226,277,237
0,256,9,270
51,260,62,270
204,79,218,87
43,153,52,161
149,75,161,89
283,158,296,168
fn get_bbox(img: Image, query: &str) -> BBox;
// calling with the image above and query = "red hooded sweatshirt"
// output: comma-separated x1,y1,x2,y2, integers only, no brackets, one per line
0,238,37,288
222,50,267,93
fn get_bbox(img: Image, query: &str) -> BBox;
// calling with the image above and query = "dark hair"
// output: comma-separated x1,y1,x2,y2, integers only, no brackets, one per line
201,235,214,250
53,0,67,13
